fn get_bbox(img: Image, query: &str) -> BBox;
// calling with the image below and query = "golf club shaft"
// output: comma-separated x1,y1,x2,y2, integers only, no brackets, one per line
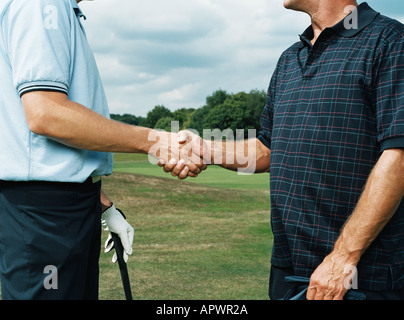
111,232,133,300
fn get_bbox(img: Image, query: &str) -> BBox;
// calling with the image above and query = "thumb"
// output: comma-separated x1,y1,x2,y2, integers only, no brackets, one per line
177,130,189,144
119,229,134,256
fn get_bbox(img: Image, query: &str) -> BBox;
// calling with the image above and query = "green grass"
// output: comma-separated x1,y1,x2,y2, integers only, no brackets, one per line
112,153,270,190
99,154,273,300
0,153,273,300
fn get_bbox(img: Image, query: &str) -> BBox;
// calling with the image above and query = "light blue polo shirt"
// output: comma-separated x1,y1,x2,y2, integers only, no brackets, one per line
0,0,113,182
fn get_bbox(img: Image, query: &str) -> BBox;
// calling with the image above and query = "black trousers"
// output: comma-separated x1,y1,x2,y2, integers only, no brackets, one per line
0,178,101,300
269,264,404,300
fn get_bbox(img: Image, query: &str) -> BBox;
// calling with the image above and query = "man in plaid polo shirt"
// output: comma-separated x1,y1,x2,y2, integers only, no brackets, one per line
164,0,404,300
259,0,404,300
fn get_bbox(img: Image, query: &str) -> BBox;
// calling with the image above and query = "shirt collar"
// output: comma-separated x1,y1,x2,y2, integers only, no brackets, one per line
299,2,379,45
332,2,379,37
71,0,87,20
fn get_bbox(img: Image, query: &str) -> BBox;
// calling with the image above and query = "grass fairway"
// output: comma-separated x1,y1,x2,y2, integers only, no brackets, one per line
112,152,270,190
0,154,272,300
99,154,273,300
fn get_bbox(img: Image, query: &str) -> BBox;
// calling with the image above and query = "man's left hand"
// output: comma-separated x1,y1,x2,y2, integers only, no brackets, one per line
307,250,357,300
101,204,134,263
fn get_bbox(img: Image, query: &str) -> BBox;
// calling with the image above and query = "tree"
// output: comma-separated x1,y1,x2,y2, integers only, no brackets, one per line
110,113,144,126
244,89,267,131
188,89,229,134
172,108,195,130
205,89,228,109
203,92,247,132
140,105,173,128
154,116,176,132
196,90,267,138
109,88,267,138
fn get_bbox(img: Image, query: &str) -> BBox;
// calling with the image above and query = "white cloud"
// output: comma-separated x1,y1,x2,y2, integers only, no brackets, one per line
79,0,403,117
79,0,310,116
158,83,202,105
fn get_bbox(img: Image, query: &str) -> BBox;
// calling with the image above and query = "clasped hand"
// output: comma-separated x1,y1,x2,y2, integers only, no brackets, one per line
149,130,209,180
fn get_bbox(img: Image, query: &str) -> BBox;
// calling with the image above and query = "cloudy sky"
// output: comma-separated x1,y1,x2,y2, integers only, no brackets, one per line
79,0,404,117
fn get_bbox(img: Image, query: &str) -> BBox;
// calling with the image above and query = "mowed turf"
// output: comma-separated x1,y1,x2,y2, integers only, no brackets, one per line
0,153,273,300
99,154,273,300
112,152,271,190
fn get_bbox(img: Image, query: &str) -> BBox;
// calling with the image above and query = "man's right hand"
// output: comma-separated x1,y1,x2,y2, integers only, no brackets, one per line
157,130,210,180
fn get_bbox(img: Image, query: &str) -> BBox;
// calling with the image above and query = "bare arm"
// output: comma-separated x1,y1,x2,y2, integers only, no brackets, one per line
100,189,113,212
307,148,404,300
21,91,154,154
160,132,270,179
210,138,270,173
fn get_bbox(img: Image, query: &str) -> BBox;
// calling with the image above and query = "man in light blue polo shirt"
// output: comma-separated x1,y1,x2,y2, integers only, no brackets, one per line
0,0,113,182
0,0,206,299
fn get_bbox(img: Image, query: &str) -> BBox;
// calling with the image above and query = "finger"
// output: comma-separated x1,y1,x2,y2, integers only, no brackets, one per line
112,252,118,264
158,159,166,167
105,241,114,253
187,172,198,178
178,130,190,144
306,286,317,300
104,234,114,253
118,230,133,256
163,163,177,173
128,227,135,248
163,158,178,173
185,161,202,175
332,284,346,301
314,291,326,300
178,166,189,180
333,293,345,301
171,159,186,177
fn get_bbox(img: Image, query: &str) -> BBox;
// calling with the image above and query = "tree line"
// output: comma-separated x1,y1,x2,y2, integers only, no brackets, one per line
110,89,267,138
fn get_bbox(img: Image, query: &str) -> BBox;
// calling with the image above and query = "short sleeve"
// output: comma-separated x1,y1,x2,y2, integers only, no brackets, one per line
257,71,277,150
374,29,404,151
5,0,72,97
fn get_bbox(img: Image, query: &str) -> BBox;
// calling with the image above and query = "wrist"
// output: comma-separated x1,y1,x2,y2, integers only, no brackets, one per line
332,237,362,266
101,202,114,215
210,140,227,166
101,191,113,212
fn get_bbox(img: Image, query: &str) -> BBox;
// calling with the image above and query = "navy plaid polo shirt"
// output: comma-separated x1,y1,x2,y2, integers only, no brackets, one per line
258,2,404,291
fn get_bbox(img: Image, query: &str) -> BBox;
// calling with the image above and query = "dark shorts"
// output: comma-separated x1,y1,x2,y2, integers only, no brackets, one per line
0,178,102,300
269,264,404,300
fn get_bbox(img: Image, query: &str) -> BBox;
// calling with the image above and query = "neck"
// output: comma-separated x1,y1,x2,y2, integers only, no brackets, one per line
309,0,358,44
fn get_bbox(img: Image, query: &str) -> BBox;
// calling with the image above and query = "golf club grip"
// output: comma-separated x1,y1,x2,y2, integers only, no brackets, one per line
111,232,133,300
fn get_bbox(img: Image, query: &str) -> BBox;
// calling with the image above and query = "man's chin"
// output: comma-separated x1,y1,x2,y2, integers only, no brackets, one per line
283,0,304,12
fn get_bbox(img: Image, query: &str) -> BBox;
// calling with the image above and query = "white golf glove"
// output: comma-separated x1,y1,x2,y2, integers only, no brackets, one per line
101,204,134,263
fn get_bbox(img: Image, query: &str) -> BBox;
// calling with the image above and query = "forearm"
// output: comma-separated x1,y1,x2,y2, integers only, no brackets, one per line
333,149,404,265
307,149,404,300
210,138,270,173
100,189,113,212
22,92,154,154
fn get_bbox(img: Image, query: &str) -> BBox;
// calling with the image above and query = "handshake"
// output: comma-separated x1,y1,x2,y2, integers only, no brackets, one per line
102,127,270,266
147,128,269,179
149,130,210,180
